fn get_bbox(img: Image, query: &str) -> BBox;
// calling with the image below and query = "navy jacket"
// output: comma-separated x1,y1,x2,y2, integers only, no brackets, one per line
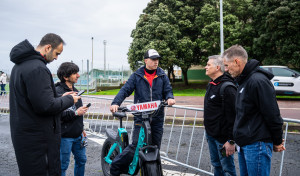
111,66,174,117
234,59,283,147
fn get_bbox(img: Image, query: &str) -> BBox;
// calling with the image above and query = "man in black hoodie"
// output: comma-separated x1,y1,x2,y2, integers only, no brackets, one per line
204,55,237,176
222,45,285,176
56,62,89,176
9,33,81,176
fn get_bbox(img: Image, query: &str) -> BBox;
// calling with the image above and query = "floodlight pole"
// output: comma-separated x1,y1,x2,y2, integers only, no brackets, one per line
220,0,224,54
103,40,107,76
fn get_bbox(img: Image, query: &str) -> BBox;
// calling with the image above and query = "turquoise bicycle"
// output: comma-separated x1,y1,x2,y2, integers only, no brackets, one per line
101,101,167,176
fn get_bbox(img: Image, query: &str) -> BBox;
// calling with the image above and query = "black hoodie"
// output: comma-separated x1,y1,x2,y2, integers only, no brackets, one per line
55,82,84,138
9,39,74,175
204,72,237,143
234,59,283,147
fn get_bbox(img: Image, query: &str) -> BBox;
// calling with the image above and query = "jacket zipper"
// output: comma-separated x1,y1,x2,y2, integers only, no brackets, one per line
150,86,152,101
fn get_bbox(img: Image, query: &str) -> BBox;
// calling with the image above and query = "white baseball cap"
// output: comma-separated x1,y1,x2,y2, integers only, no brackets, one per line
144,49,161,59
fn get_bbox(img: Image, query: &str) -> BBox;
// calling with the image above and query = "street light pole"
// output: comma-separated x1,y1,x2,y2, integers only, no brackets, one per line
220,0,224,54
91,37,94,71
103,40,107,77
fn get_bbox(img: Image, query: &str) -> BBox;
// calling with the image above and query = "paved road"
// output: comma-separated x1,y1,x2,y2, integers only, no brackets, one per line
1,114,300,176
1,95,300,120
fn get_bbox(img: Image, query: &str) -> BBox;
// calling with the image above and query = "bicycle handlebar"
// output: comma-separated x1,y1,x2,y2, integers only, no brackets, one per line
114,100,170,117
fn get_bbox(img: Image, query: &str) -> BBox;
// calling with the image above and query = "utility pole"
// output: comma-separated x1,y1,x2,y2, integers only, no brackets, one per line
103,40,107,77
220,0,224,54
91,37,94,71
87,59,89,94
80,59,83,90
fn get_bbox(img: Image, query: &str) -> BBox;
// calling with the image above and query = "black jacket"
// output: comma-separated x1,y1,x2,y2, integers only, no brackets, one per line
234,59,283,147
9,40,74,176
55,82,84,138
204,73,236,143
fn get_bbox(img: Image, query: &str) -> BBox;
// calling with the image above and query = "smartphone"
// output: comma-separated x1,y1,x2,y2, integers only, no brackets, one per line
220,146,237,157
220,147,226,157
86,103,91,108
77,90,85,96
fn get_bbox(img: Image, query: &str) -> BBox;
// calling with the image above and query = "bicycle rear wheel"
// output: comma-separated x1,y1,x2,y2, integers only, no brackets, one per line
101,140,119,176
141,161,162,176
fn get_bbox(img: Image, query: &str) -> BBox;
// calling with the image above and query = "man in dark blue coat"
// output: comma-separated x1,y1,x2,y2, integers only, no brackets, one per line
222,45,285,176
9,33,81,176
109,49,176,176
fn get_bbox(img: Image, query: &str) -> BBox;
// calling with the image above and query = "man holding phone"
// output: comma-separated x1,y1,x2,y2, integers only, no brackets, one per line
9,33,81,175
56,62,89,176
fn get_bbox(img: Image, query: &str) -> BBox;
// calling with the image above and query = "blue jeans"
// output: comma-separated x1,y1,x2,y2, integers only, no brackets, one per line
0,84,5,95
206,134,236,176
238,141,273,176
60,136,87,176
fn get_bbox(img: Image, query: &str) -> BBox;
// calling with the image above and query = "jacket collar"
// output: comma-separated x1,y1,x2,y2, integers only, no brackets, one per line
56,82,74,91
135,65,164,77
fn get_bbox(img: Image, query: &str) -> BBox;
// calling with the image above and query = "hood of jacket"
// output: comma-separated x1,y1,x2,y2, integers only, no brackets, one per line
236,59,274,85
10,39,46,65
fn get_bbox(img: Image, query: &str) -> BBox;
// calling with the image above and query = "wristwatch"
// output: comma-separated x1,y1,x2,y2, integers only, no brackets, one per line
75,110,79,116
228,140,235,145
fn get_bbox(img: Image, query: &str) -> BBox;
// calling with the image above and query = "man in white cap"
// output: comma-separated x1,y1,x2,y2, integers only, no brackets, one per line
109,49,176,176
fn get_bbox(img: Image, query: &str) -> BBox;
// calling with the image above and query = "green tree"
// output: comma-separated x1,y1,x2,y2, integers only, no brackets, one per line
128,3,180,75
252,0,300,67
130,0,205,85
195,0,254,61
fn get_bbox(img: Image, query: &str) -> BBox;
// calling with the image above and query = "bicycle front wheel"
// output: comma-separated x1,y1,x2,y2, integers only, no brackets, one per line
101,140,119,176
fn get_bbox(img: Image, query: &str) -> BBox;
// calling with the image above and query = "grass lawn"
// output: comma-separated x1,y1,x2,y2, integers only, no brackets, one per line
88,88,206,96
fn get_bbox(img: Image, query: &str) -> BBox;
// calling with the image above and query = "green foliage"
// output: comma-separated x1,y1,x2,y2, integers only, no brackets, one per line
128,0,300,82
128,2,180,71
252,0,300,67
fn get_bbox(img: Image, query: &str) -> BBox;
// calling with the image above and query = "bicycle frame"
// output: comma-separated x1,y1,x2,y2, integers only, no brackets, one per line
104,127,128,164
102,101,166,176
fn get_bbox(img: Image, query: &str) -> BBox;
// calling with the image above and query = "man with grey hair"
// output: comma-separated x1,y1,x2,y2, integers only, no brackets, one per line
204,55,237,176
222,45,285,176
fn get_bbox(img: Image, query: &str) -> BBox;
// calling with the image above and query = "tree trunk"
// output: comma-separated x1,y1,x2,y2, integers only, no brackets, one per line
182,69,189,85
167,68,171,81
171,70,175,83
169,66,175,83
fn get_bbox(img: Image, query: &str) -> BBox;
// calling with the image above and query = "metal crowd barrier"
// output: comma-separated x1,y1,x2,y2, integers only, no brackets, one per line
79,96,300,176
1,93,299,176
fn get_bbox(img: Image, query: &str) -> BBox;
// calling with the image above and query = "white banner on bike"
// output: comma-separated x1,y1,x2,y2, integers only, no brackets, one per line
126,101,161,112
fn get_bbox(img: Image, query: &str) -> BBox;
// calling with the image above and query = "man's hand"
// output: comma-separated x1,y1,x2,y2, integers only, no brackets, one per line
167,98,176,106
110,105,119,113
71,92,81,104
223,141,235,157
274,139,286,152
75,106,88,116
82,130,87,137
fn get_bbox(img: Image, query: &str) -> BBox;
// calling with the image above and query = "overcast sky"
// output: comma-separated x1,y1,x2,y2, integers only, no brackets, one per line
0,0,150,73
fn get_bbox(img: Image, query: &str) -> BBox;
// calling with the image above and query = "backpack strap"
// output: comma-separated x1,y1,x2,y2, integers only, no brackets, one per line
220,81,237,114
